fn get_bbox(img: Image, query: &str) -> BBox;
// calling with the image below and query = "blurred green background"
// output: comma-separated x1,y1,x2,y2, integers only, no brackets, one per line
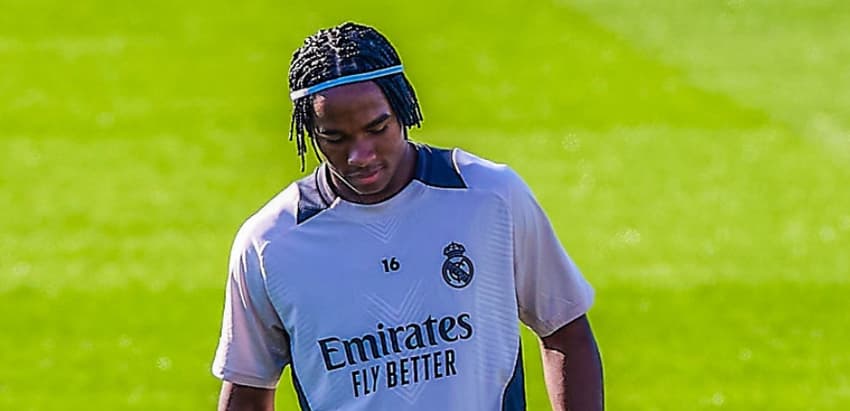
2,0,849,409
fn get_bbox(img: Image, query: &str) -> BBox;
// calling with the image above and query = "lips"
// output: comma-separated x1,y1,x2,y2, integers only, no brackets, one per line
347,165,384,185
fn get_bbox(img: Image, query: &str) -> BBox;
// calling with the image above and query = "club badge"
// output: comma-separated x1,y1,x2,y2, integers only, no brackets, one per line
442,242,474,289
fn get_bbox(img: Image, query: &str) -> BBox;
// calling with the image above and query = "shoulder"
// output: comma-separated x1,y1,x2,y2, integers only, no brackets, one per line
413,143,527,195
451,148,525,192
229,182,301,262
414,144,539,226
450,147,542,221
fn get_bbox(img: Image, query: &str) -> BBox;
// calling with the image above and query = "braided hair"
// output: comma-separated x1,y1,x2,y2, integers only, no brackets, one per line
288,22,424,170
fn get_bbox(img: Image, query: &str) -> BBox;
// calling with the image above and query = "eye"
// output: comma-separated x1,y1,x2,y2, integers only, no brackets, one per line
322,136,344,144
316,133,345,144
368,125,388,135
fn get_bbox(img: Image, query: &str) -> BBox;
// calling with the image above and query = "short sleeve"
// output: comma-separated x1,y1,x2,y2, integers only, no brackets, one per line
510,172,595,337
212,235,291,389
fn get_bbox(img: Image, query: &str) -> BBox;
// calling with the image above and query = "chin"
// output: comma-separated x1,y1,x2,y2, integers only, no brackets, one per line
353,182,389,196
353,173,398,197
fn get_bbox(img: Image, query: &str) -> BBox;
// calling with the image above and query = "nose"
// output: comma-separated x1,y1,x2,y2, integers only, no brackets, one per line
347,137,376,167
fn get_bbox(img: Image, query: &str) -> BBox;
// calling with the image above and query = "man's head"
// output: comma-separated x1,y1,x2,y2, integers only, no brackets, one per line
312,80,417,203
288,22,423,169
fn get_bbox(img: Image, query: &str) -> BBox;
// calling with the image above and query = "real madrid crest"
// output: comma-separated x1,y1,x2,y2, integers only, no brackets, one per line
441,242,474,289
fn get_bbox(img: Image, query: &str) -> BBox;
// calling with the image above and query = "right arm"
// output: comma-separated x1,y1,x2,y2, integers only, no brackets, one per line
217,382,276,411
212,232,290,410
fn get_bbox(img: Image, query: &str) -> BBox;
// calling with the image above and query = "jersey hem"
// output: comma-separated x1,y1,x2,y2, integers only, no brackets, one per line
530,293,594,338
214,368,280,390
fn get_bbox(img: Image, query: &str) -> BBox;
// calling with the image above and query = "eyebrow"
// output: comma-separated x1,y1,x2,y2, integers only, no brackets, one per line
317,112,392,136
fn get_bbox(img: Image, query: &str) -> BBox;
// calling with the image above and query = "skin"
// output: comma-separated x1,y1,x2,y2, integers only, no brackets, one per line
310,81,416,204
540,314,605,411
218,81,604,410
217,382,274,411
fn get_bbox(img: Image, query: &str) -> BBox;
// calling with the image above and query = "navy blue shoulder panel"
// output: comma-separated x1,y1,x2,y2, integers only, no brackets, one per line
295,168,331,224
413,144,467,189
502,341,527,411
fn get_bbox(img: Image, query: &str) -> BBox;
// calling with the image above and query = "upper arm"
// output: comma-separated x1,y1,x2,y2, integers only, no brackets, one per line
508,171,595,337
218,381,276,411
212,233,291,389
540,314,596,351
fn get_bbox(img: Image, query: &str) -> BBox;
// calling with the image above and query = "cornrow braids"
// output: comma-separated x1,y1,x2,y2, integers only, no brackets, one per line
288,22,424,170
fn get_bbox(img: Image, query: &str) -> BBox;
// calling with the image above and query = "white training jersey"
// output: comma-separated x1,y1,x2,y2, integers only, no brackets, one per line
213,144,594,411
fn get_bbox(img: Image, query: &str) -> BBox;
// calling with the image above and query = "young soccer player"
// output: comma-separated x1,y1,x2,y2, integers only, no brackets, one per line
213,22,604,411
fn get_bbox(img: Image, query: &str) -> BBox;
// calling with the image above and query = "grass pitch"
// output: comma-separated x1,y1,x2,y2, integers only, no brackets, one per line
2,0,849,409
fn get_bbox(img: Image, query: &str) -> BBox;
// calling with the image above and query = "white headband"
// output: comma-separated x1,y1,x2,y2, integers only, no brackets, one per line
289,65,404,101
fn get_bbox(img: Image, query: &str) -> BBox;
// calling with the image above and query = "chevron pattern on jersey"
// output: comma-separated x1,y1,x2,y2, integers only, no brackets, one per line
365,280,430,404
360,213,403,243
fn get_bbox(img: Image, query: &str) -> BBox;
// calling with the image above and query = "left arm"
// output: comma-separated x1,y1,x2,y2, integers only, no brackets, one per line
540,314,604,411
496,166,602,409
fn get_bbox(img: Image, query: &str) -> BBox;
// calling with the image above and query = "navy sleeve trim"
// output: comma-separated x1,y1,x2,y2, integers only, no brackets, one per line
502,340,527,411
282,327,313,411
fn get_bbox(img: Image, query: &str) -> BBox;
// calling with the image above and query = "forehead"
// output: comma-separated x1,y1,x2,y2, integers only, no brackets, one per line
311,81,391,125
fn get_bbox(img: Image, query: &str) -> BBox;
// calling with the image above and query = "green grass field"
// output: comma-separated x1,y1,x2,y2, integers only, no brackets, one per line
2,0,849,409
